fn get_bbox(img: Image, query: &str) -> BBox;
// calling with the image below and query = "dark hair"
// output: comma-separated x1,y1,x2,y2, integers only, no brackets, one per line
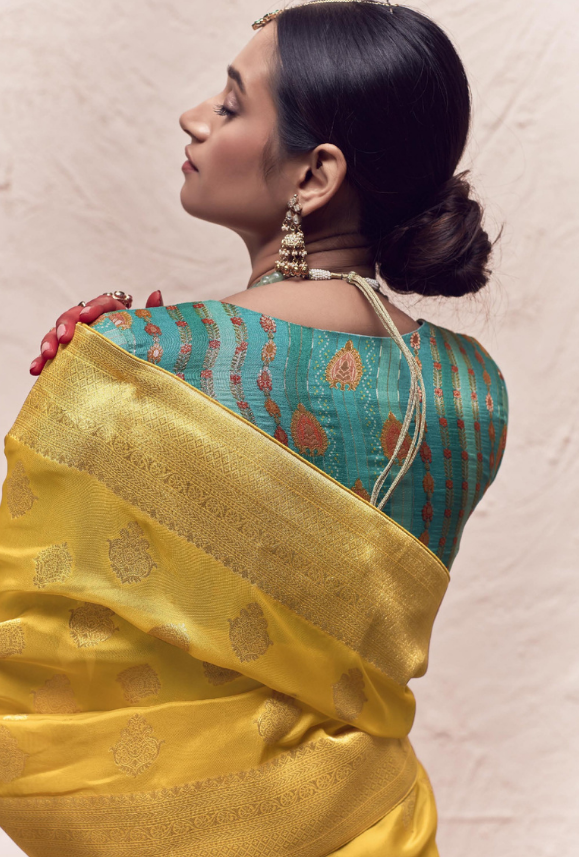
270,2,495,297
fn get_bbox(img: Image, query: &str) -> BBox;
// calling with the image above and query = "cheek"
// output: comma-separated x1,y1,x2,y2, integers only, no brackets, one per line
180,121,279,230
209,128,265,181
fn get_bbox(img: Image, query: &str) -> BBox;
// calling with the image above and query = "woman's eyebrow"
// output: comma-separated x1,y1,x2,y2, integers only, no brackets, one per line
227,64,246,95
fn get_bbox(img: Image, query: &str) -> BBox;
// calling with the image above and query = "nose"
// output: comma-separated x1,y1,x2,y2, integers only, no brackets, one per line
179,107,210,142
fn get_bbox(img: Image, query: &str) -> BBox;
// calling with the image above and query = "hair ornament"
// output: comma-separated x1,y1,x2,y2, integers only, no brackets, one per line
252,1,397,30
252,10,283,30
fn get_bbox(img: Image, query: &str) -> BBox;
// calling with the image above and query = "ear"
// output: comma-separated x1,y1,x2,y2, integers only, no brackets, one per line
296,144,347,215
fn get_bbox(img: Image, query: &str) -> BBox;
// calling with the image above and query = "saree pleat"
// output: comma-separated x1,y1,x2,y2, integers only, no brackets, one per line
0,325,448,856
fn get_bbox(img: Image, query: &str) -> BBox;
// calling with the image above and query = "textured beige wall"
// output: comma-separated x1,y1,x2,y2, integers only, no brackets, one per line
1,1,577,855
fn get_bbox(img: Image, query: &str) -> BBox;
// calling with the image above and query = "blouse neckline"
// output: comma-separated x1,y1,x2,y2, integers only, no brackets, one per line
217,299,425,343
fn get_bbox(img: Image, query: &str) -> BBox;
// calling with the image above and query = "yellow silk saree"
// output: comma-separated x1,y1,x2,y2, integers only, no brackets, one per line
0,323,449,856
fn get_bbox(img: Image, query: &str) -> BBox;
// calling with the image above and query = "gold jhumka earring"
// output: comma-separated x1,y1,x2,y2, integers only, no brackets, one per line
276,194,309,279
251,1,425,512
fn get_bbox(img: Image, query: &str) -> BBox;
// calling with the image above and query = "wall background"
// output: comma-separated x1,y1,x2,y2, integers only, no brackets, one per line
0,0,577,854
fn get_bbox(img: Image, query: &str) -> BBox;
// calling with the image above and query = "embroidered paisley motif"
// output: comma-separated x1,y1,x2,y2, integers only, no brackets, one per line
33,543,73,589
381,412,412,465
228,602,273,663
351,478,371,502
109,714,164,778
107,311,133,331
0,725,28,783
325,340,364,391
69,603,119,648
290,403,328,457
116,664,161,704
5,461,37,519
202,661,242,686
0,619,26,659
31,673,80,714
332,668,368,722
148,622,190,652
108,521,157,584
255,691,302,745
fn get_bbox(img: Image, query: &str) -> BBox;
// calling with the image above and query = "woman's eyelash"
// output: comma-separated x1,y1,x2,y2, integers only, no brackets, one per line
213,103,236,118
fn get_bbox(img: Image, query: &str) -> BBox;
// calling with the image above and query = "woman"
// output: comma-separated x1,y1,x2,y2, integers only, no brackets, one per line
0,2,507,855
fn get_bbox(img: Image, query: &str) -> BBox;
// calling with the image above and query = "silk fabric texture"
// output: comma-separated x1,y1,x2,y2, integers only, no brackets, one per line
0,325,448,856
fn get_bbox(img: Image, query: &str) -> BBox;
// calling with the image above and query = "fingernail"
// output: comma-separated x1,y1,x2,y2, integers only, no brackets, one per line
41,341,51,355
56,324,66,340
30,359,38,371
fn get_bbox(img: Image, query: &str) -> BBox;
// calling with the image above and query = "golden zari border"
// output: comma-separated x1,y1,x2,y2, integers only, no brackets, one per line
0,731,417,857
8,325,448,685
0,324,447,855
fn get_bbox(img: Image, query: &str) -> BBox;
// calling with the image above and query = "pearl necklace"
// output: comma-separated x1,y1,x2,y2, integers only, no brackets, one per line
249,268,388,297
246,267,425,510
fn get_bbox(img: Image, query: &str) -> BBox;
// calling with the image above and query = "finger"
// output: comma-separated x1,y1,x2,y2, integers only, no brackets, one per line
53,306,87,345
78,295,127,324
29,355,46,376
39,327,59,361
146,290,164,308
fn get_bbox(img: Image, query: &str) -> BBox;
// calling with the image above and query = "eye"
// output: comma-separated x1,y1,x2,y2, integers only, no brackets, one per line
213,103,236,118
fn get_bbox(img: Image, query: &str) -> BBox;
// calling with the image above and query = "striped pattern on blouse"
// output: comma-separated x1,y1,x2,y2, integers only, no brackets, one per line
93,299,508,570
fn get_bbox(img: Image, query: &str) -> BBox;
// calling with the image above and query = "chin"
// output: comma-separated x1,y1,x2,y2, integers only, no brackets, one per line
180,186,194,215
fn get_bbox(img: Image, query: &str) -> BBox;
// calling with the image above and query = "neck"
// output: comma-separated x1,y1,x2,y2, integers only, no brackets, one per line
244,230,376,288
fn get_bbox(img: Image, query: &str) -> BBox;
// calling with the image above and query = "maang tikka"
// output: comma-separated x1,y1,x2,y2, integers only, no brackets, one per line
276,194,309,279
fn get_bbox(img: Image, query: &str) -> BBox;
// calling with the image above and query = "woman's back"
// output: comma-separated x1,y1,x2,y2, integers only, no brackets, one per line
93,290,507,571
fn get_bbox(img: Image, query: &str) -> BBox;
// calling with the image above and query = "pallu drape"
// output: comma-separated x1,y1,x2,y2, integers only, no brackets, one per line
0,324,449,857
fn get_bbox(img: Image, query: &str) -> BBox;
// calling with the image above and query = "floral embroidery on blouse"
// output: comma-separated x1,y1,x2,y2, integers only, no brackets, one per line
93,299,508,569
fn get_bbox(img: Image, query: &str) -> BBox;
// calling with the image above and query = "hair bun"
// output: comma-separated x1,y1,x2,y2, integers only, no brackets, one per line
377,172,493,298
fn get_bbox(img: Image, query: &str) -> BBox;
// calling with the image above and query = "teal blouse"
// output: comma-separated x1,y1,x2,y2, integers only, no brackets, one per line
92,289,508,570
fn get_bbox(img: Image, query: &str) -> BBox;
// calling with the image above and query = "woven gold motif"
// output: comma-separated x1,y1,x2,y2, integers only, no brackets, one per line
8,325,449,688
116,664,161,704
228,602,273,663
31,673,80,714
33,543,73,589
68,603,119,648
148,622,190,652
255,691,302,745
202,661,243,685
325,340,365,391
401,787,417,830
108,521,157,584
0,619,25,659
332,668,368,722
0,725,28,783
109,714,165,778
5,461,37,519
0,734,419,856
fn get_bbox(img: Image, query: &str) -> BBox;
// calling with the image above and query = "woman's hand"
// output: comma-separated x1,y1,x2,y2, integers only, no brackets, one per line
29,290,164,376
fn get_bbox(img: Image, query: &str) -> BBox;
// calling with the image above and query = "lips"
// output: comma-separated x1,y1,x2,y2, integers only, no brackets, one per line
184,147,198,170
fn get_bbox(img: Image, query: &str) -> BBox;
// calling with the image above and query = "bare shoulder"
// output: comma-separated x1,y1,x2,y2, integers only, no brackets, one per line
219,279,418,337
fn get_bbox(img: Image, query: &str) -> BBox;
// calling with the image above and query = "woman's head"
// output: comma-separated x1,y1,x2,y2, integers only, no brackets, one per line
179,1,494,297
